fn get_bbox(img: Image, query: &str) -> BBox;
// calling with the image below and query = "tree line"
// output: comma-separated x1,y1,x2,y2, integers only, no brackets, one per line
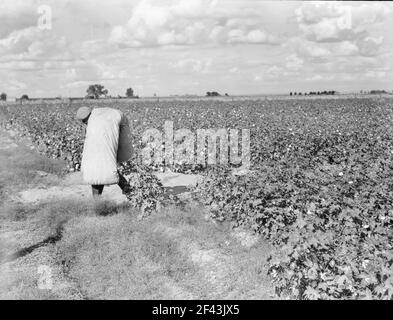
206,91,229,97
1,93,29,101
3,85,393,102
290,91,336,96
85,84,139,99
0,84,138,102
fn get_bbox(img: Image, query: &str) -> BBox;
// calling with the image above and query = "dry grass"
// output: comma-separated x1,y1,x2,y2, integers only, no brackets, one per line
1,195,275,299
57,212,196,299
55,205,275,299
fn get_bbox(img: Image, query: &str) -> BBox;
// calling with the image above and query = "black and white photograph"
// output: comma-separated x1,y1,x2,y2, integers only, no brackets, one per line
0,0,392,303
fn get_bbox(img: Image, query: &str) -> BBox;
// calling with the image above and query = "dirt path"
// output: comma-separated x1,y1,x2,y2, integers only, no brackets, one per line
0,128,274,300
11,169,202,206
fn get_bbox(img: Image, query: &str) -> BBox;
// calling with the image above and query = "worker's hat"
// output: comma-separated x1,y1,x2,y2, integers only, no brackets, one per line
76,106,92,121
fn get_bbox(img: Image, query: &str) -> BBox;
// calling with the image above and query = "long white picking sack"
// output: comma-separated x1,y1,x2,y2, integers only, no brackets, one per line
81,108,125,185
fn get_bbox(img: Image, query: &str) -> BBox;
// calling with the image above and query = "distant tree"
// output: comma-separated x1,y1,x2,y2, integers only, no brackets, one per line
0,93,6,101
21,94,29,100
294,92,297,96
299,92,302,95
290,92,293,96
370,90,387,94
225,93,229,96
206,91,220,97
86,84,108,99
126,87,134,98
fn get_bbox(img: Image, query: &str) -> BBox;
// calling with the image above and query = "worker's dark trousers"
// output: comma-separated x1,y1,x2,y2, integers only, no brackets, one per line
92,172,129,197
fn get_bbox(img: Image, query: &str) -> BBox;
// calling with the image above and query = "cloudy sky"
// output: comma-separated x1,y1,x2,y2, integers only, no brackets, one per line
1,0,393,98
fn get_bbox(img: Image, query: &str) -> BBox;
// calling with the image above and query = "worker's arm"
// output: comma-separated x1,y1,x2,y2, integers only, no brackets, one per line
117,114,133,163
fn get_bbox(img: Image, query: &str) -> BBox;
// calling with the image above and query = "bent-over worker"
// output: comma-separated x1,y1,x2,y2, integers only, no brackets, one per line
76,106,133,198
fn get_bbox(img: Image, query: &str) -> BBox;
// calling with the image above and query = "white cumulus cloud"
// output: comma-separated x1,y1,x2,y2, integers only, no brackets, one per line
109,0,280,47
